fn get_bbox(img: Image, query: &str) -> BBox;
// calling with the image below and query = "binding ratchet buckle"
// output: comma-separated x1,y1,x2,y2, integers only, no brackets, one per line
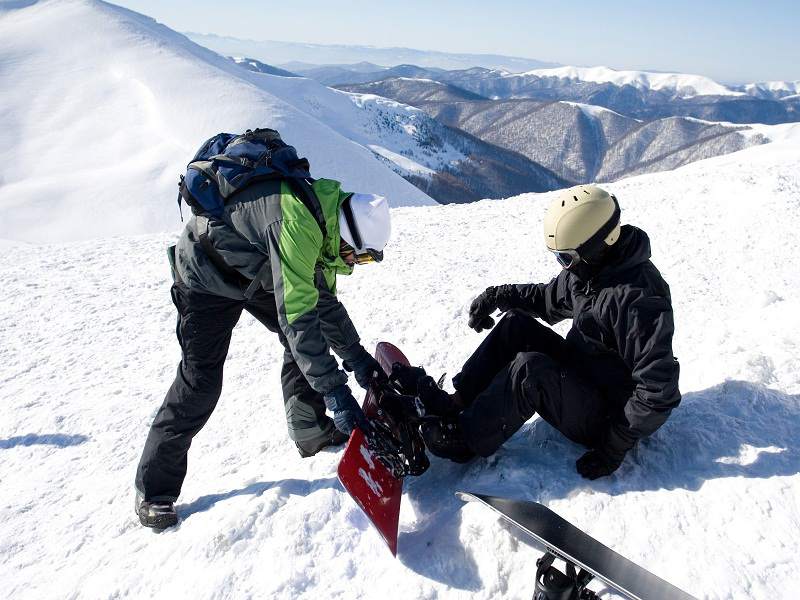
533,551,598,600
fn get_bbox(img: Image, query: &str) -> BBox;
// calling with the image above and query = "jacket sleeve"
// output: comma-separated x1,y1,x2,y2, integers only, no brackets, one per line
495,271,574,325
314,270,366,363
267,218,347,395
601,291,681,458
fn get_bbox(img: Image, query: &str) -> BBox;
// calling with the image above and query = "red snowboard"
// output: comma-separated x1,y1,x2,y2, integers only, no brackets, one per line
337,342,409,556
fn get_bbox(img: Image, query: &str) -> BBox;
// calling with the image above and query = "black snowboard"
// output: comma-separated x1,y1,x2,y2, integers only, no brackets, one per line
457,492,696,600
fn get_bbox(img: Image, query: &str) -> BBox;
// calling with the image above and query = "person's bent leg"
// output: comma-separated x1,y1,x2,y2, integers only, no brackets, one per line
135,285,242,501
243,290,340,454
279,346,343,455
454,310,568,406
460,351,606,457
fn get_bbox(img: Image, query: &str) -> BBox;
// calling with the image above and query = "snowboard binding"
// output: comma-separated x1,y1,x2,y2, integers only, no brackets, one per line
364,381,431,479
534,551,598,600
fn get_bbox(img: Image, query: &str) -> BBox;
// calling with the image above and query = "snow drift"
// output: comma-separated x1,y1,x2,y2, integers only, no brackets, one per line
0,0,437,243
1,133,799,598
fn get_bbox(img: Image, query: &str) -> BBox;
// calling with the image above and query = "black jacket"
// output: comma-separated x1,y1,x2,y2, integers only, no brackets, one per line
495,225,681,459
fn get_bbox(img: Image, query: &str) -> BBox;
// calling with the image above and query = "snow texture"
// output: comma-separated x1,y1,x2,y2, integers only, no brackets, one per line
2,129,800,599
0,0,436,244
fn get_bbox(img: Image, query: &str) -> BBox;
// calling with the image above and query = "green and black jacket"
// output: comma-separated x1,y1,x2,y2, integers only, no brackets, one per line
174,178,361,395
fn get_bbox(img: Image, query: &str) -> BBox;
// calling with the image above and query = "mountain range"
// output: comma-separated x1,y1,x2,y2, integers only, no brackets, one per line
337,77,774,183
308,63,800,125
186,32,559,72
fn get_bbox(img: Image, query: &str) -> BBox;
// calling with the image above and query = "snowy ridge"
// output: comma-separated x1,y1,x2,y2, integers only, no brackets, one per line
560,100,633,120
517,65,742,98
0,0,436,243
2,138,799,598
741,80,800,98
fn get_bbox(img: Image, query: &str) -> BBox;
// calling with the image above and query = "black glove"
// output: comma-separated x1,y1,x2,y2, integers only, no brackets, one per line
343,347,388,390
468,286,499,332
323,384,368,436
576,422,636,479
576,448,624,480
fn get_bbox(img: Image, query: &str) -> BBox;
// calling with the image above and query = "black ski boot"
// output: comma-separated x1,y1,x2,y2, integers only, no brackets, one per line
295,427,348,458
421,418,475,463
135,491,178,530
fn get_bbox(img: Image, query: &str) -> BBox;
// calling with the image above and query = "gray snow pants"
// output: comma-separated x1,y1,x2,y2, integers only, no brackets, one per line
135,283,335,502
455,310,612,457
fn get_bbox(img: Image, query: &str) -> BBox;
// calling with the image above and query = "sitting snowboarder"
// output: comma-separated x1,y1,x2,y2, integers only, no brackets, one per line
395,185,680,480
135,129,389,529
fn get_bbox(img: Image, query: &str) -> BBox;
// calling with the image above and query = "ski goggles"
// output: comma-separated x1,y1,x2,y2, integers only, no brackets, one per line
353,248,384,265
340,240,384,265
551,249,581,269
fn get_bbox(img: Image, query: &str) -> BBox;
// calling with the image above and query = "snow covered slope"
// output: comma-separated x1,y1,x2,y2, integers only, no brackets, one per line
2,136,799,598
0,0,436,243
516,65,742,98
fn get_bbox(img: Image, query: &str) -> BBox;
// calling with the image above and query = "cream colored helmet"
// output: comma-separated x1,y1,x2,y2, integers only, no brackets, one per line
543,185,621,268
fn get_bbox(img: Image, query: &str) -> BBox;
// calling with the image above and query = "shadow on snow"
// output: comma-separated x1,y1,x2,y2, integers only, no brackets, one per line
0,433,89,449
397,380,799,589
178,477,340,519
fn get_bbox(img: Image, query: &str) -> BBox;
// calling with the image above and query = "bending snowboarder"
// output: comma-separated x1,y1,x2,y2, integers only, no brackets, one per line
135,129,389,529
398,185,680,479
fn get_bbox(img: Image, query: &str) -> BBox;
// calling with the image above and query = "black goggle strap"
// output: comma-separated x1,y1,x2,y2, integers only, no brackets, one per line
575,194,621,259
340,194,364,252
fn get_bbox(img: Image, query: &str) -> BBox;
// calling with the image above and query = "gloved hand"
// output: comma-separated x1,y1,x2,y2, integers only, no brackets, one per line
343,347,388,390
323,384,369,436
576,448,624,480
468,286,499,332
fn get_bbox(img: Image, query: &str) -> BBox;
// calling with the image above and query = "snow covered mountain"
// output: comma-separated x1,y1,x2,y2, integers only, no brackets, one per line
2,132,800,600
318,64,800,125
736,80,800,99
339,78,775,183
0,0,444,243
518,65,740,98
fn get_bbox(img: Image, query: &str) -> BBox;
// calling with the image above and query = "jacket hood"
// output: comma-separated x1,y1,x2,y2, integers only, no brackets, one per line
603,225,651,274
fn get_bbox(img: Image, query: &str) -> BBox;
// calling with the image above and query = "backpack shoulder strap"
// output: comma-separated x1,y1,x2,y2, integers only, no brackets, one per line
285,177,328,240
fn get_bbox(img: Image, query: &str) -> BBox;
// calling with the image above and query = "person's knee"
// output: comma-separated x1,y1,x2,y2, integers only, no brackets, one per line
496,309,534,328
510,351,560,416
510,351,556,379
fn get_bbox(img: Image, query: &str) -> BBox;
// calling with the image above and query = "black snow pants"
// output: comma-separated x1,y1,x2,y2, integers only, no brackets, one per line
454,310,612,457
135,283,335,502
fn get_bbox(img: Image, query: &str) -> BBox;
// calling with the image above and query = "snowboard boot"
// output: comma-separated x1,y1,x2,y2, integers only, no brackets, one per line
389,362,428,395
295,427,349,458
135,491,178,530
417,376,461,417
421,418,475,463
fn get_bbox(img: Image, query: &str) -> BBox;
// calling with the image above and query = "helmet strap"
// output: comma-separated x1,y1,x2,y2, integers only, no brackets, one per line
341,194,364,251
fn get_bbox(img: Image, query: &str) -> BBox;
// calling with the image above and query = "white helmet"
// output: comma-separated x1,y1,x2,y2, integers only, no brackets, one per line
339,193,391,261
543,185,621,268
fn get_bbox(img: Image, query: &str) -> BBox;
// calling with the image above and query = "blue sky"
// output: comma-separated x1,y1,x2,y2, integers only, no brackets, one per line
114,0,799,82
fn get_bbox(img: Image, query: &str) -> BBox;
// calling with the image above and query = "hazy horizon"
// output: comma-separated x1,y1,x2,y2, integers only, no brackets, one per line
112,0,800,83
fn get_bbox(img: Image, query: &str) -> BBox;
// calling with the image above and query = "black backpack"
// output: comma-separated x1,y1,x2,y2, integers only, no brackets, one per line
177,128,326,237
